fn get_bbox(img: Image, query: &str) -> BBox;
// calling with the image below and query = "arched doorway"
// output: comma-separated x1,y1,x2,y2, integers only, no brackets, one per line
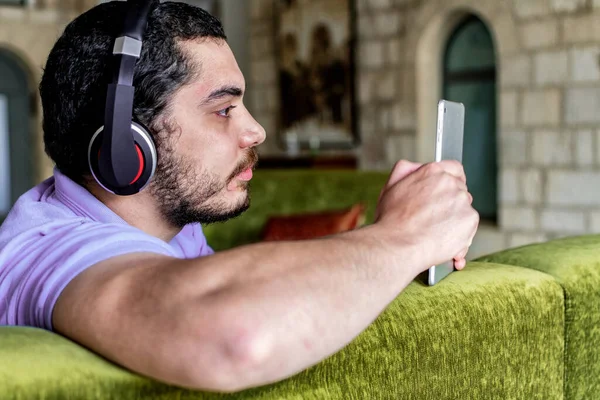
0,49,33,220
442,15,497,222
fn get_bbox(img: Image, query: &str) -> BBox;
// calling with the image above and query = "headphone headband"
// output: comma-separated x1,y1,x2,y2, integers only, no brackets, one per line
122,0,155,41
98,0,157,190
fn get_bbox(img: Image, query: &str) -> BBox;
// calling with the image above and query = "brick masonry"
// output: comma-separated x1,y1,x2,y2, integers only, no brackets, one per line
3,0,600,253
0,2,80,183
249,0,600,252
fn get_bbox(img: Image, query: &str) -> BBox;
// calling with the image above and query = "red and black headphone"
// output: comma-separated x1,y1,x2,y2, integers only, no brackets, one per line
88,0,158,196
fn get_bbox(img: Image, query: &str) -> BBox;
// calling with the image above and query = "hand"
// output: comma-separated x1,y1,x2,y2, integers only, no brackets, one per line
374,160,479,274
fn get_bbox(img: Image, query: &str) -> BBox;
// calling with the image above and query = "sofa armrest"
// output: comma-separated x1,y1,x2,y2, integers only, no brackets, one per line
0,262,564,399
477,234,600,400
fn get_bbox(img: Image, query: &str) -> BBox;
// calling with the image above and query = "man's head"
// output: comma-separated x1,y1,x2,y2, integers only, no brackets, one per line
40,1,266,228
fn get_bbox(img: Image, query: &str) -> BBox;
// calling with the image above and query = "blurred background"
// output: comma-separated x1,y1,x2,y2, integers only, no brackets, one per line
1,0,599,257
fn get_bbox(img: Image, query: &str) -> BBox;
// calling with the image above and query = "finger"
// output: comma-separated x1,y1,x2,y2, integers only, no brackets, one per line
455,247,469,260
453,177,469,194
387,160,423,188
468,234,475,248
378,160,423,203
436,160,467,184
462,189,474,205
443,175,472,203
454,245,470,270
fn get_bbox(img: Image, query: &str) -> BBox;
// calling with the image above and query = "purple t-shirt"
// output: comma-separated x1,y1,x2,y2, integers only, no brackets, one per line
0,168,213,331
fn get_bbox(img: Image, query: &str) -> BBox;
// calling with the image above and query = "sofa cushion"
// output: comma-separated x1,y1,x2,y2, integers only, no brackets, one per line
476,235,600,400
0,262,564,399
261,203,366,241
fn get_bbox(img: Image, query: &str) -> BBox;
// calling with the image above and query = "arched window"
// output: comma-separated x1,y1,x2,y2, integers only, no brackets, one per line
0,49,33,220
443,16,497,222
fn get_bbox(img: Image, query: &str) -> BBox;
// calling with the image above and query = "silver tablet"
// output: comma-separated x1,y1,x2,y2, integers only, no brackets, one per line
428,99,465,286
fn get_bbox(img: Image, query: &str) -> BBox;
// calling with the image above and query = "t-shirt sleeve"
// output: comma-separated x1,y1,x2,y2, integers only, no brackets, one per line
0,221,177,331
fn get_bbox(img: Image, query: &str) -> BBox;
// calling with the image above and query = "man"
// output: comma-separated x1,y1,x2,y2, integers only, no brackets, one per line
0,1,479,394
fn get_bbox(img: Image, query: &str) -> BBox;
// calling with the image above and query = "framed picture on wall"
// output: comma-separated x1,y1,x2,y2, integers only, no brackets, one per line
274,0,358,152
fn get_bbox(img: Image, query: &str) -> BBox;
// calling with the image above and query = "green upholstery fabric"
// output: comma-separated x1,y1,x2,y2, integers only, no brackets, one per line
2,169,594,399
477,235,600,400
202,170,388,251
1,263,564,399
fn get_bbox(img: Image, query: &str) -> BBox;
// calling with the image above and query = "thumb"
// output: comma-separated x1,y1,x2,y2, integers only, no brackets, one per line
377,160,423,206
386,160,422,189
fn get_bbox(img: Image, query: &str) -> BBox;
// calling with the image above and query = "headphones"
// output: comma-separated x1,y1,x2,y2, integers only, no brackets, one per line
88,0,159,196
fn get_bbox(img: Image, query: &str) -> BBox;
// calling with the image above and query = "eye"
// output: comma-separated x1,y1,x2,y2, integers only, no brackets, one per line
216,105,236,118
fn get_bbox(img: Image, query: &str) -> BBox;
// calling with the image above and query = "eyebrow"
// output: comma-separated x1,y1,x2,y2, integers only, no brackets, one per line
200,85,244,106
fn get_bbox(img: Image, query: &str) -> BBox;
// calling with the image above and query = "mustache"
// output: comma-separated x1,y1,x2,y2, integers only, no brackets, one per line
228,149,259,182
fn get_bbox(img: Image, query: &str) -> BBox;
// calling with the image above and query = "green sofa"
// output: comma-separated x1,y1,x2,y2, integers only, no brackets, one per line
2,169,599,399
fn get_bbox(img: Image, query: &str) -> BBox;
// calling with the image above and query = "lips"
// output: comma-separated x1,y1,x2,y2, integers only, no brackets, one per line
229,149,258,184
237,167,253,181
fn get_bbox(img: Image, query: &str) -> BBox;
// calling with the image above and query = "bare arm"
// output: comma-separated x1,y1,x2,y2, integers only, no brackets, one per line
53,225,420,392
52,160,479,393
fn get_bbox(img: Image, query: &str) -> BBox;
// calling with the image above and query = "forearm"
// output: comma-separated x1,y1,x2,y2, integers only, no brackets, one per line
181,224,424,391
54,225,424,393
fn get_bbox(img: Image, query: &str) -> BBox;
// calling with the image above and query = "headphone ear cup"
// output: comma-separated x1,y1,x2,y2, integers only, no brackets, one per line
128,121,157,191
88,121,157,196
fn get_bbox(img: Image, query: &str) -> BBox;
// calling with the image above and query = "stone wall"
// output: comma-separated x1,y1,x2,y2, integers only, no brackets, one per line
0,1,81,182
4,0,600,255
249,0,600,255
497,0,600,245
248,0,280,155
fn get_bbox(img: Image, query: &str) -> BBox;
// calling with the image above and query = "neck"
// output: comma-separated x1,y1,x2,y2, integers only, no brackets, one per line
87,182,181,242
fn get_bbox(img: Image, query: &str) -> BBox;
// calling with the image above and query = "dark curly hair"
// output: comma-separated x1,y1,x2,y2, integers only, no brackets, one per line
39,1,227,186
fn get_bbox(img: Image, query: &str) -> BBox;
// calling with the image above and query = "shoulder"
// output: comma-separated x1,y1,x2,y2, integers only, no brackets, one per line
0,178,178,329
0,177,179,265
0,176,65,235
0,218,177,330
170,223,214,258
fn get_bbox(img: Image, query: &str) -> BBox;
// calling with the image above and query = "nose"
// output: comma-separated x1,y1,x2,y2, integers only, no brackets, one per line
239,110,267,148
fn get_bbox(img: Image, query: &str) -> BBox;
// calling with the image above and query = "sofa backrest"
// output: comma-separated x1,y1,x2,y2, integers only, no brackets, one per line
202,169,389,251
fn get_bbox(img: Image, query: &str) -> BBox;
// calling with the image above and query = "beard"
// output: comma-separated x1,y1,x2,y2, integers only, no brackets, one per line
149,147,259,228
